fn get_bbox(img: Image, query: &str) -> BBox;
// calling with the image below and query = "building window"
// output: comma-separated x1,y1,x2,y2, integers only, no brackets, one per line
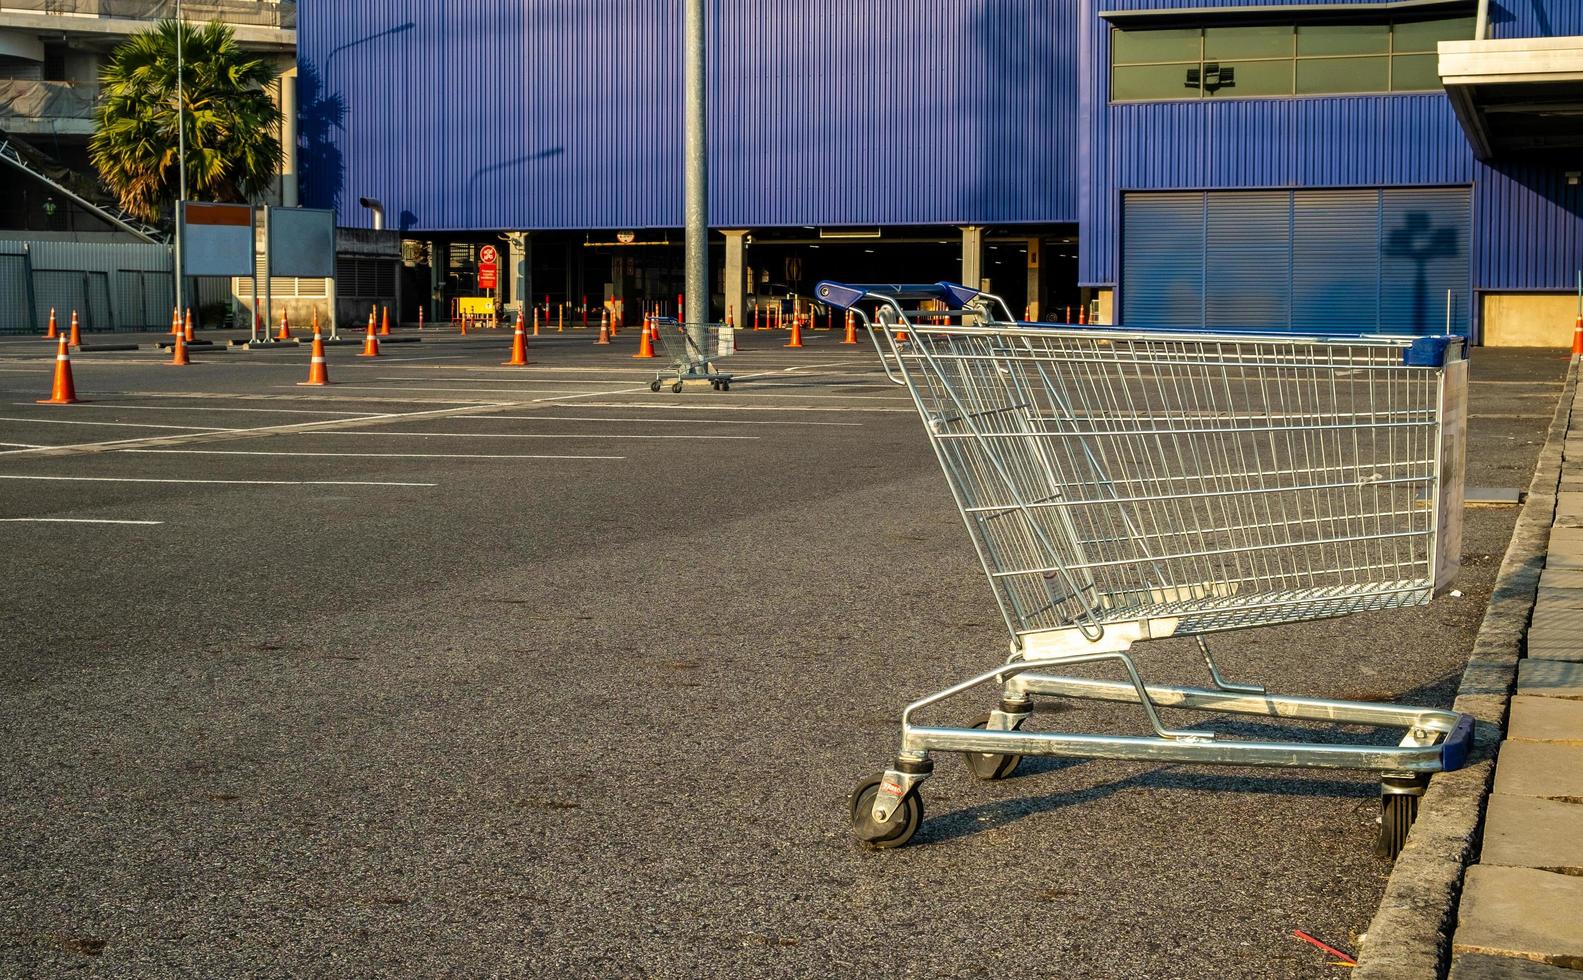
1110,16,1475,102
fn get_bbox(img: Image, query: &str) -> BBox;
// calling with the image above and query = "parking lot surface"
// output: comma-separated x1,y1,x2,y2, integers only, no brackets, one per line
0,325,1567,977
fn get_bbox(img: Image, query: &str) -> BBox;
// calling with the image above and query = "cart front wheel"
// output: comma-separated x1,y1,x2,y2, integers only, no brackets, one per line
965,714,1024,781
721,381,730,391
849,774,922,849
672,382,683,393
650,380,661,392
1377,792,1419,859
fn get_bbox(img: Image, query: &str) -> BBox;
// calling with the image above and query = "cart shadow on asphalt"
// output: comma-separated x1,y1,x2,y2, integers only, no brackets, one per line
918,766,1377,845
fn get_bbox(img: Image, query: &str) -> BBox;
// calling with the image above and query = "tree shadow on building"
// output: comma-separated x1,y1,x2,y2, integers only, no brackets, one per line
296,63,344,214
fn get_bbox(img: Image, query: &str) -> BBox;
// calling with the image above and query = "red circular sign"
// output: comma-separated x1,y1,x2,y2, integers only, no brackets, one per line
479,245,497,266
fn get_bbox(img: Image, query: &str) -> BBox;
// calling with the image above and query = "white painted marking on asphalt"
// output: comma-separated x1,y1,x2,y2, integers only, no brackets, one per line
375,376,652,384
558,401,914,414
0,517,164,525
272,385,560,396
0,441,43,448
121,449,625,461
14,402,382,417
0,415,237,431
311,430,757,440
456,413,862,427
0,474,437,487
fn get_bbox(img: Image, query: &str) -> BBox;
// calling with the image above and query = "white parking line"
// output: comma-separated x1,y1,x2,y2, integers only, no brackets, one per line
0,441,42,448
374,376,651,384
0,415,237,431
456,414,861,427
0,517,164,525
13,402,383,417
271,385,558,396
312,430,757,440
120,449,625,461
0,474,437,487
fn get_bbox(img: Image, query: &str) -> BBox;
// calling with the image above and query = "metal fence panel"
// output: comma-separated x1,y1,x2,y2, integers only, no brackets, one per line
0,253,33,334
86,270,113,331
32,270,87,332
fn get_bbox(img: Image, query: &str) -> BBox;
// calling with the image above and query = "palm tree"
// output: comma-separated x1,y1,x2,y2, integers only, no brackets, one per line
90,19,283,224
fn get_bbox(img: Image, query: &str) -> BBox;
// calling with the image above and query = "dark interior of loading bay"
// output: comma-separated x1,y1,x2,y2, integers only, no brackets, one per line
403,227,1083,325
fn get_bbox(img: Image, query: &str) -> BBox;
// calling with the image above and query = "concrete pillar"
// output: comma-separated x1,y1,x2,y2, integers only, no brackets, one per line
961,226,986,292
1025,238,1041,321
723,229,748,329
430,240,447,323
279,68,298,207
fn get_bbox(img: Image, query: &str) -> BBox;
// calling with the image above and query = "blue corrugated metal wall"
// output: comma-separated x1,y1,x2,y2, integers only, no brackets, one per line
298,0,1080,232
1082,0,1583,303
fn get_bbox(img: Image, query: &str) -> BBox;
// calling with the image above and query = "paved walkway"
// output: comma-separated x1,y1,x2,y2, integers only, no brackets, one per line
1449,377,1583,978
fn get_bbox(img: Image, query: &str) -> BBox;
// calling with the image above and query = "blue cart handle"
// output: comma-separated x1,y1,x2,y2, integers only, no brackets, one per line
815,280,983,311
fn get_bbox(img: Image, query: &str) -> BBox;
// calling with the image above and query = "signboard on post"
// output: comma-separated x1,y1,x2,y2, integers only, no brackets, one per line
179,203,254,276
478,245,498,290
267,207,336,277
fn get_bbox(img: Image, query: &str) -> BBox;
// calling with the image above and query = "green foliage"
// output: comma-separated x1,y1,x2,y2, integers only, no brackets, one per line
90,19,283,223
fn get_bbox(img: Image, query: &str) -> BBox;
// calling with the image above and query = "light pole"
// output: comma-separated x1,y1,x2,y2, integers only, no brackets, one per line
173,0,188,320
683,0,707,353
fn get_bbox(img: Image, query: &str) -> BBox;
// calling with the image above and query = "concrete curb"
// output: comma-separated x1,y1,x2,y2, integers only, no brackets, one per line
1354,357,1576,979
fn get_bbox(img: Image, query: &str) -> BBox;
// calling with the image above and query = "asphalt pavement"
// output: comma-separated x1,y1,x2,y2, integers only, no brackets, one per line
0,324,1567,977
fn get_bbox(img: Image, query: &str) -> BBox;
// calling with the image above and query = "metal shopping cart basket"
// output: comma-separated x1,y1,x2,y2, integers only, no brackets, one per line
648,318,735,393
815,280,1472,856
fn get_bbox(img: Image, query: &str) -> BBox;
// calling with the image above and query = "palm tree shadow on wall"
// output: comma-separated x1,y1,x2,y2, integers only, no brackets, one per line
296,63,344,213
1383,211,1457,332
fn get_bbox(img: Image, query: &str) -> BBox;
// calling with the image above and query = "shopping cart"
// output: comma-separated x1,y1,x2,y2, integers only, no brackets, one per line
814,280,1472,856
647,318,735,392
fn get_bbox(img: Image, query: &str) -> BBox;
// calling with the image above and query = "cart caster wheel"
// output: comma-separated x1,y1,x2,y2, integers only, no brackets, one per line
965,713,1024,781
650,380,661,392
1376,792,1419,859
672,382,683,393
711,380,721,390
721,382,730,391
849,774,923,849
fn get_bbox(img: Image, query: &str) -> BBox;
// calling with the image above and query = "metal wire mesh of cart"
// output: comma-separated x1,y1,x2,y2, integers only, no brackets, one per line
652,318,735,375
889,325,1467,644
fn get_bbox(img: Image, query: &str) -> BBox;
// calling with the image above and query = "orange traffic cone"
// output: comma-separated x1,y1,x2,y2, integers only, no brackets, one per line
299,332,331,386
275,309,290,341
43,307,56,340
594,311,610,345
171,306,180,337
532,308,540,336
358,310,381,357
67,310,82,348
37,333,79,404
169,327,191,366
503,315,530,366
380,306,391,337
785,314,804,349
182,308,193,342
842,310,858,345
1078,304,1088,326
1573,314,1582,357
634,316,656,358
417,307,425,331
253,304,264,339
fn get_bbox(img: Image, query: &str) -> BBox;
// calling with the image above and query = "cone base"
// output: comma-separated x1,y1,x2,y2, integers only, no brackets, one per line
36,398,80,405
296,380,333,386
785,343,804,348
501,360,529,366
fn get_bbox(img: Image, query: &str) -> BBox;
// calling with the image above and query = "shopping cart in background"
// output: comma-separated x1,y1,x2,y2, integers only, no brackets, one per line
814,280,1472,857
648,317,735,392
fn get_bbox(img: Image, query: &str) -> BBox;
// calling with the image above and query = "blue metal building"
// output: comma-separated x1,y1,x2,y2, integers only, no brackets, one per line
299,0,1583,343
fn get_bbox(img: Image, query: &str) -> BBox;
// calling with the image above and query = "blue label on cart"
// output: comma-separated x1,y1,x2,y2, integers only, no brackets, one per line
1404,335,1464,367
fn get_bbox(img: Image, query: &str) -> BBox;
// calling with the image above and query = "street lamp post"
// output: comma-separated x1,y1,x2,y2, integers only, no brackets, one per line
683,0,707,354
174,0,188,320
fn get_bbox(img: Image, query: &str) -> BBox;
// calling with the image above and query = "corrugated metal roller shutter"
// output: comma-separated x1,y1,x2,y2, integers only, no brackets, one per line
1382,188,1471,335
1292,190,1380,333
1122,188,1469,336
1121,193,1203,328
1206,191,1289,330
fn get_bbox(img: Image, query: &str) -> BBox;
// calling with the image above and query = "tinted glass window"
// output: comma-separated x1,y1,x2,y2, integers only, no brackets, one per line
1114,63,1201,100
1297,23,1388,56
1296,56,1389,94
1113,28,1200,64
1390,53,1442,90
1207,59,1293,96
1393,16,1475,52
1204,25,1292,60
